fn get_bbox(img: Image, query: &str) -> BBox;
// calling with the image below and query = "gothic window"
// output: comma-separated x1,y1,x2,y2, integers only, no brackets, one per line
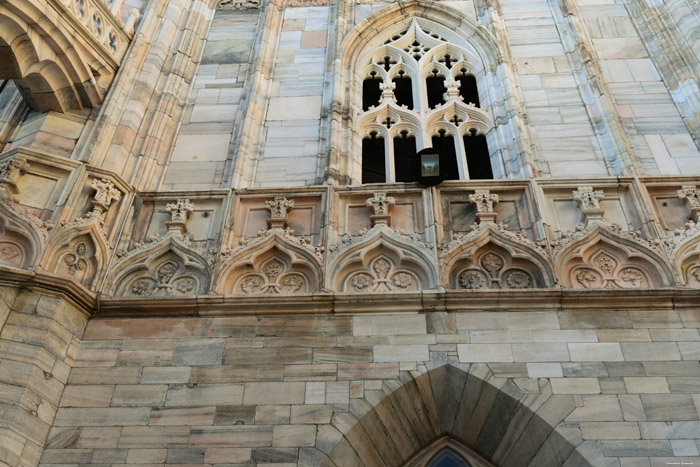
357,19,495,184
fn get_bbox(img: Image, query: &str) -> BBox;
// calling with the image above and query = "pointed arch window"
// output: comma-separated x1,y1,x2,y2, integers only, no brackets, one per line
357,20,495,184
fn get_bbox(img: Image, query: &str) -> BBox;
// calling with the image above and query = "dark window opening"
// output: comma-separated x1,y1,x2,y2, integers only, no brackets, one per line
431,130,459,181
362,133,386,183
457,70,479,107
426,72,446,109
463,131,493,179
392,73,413,109
393,131,416,182
363,74,381,111
427,447,471,467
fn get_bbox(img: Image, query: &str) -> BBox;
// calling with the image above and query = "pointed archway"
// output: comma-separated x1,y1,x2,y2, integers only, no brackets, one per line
317,364,592,467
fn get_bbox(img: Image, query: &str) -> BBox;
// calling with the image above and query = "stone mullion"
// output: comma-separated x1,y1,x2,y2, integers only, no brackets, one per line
548,0,638,177
228,0,287,189
480,5,537,179
318,0,352,185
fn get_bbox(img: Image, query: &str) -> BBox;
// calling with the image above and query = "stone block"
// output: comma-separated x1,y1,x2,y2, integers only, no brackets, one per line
112,385,168,406
640,421,700,439
125,449,167,463
59,386,113,408
53,408,150,426
457,344,513,362
374,345,428,362
272,425,316,447
641,394,698,421
140,367,191,384
191,365,284,383
624,377,670,394
291,405,333,424
513,343,569,362
188,426,273,448
243,382,305,405
527,363,563,378
314,348,372,363
165,384,244,407
171,339,224,366
149,407,216,426
601,440,673,457
568,343,624,361
118,426,190,448
284,364,336,381
203,448,252,464
580,422,640,440
566,395,623,422
550,378,601,394
338,363,398,380
621,343,681,361
255,405,291,425
353,315,426,336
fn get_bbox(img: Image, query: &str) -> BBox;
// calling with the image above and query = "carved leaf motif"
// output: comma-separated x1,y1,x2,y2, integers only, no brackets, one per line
131,278,155,296
392,272,414,289
264,259,284,282
0,244,20,260
593,252,617,276
240,275,262,294
575,268,600,288
282,274,305,293
156,262,178,283
373,258,391,279
619,268,643,287
480,253,504,277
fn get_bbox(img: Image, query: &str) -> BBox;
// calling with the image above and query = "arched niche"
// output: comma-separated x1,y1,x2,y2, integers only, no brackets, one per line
328,0,532,185
441,226,554,290
104,236,212,297
0,206,46,270
41,223,110,289
327,228,437,293
666,228,700,287
555,226,674,289
319,364,591,467
0,7,101,111
213,234,323,295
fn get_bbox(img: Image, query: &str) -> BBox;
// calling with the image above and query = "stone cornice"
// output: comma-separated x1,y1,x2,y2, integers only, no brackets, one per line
0,267,696,317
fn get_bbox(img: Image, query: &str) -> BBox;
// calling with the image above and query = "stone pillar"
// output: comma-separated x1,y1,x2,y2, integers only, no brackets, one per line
0,287,89,465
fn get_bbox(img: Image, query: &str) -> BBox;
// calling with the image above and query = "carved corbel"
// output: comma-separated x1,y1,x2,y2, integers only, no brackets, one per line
469,189,499,224
90,178,122,216
165,199,194,235
0,158,29,197
366,192,395,227
264,196,294,231
379,82,397,104
572,186,605,226
678,185,700,222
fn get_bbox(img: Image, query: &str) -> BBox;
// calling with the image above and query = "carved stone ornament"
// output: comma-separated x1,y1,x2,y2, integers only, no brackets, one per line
166,199,194,234
106,236,213,297
218,0,260,9
469,189,499,224
555,224,673,289
661,220,700,287
366,192,395,227
215,233,323,295
0,157,29,195
286,0,329,6
572,186,605,226
440,222,553,289
90,178,121,214
265,196,294,230
678,185,700,222
0,158,51,270
327,222,437,292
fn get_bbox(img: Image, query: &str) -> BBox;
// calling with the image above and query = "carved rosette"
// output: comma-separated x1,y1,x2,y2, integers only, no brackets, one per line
570,250,650,289
555,224,673,289
345,256,420,292
441,222,553,290
455,251,535,290
122,259,203,297
233,257,311,295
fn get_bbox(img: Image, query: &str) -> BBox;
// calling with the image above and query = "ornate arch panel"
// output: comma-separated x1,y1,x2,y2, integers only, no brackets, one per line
40,218,111,288
214,231,323,296
555,225,674,289
104,236,213,297
327,226,437,293
440,224,554,290
661,221,700,287
0,202,49,270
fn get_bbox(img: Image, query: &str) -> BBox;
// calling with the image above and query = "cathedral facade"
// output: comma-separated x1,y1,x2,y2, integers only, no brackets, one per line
1,0,700,465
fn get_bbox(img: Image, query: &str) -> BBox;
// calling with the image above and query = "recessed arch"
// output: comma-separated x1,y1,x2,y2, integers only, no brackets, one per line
319,364,591,466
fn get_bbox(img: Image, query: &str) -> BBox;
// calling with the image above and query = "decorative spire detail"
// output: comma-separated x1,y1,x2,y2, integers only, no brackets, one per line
469,189,499,224
678,185,700,222
265,196,294,230
573,186,605,226
366,192,395,227
166,199,195,234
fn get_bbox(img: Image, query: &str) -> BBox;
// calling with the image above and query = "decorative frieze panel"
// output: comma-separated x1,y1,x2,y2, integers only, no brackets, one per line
555,224,673,289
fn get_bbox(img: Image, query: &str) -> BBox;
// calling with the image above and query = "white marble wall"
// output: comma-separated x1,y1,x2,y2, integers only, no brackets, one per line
256,6,329,187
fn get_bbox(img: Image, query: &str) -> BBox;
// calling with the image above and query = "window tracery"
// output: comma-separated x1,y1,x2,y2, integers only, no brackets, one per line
356,19,494,183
